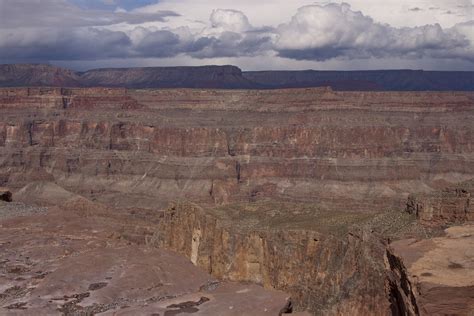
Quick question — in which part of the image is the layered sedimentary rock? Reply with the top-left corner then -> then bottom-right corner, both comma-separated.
406,180 -> 474,226
0,87 -> 473,211
152,201 -> 421,315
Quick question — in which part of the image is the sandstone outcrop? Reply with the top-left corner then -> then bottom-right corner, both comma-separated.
0,87 -> 473,212
406,180 -> 474,227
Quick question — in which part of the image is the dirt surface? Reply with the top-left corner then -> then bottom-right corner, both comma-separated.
0,199 -> 290,315
0,201 -> 48,220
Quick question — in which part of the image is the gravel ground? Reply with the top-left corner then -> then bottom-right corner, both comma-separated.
0,201 -> 48,220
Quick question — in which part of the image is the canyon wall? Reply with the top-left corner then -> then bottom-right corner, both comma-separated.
0,87 -> 473,211
151,202 -> 406,315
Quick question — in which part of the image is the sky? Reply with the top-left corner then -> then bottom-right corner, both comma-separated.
0,0 -> 472,71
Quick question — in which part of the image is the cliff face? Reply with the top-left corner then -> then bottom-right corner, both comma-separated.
151,202 -> 415,315
406,180 -> 474,226
1,87 -> 473,210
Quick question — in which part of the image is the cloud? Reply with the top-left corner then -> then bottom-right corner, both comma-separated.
409,7 -> 423,12
189,9 -> 273,58
0,0 -> 472,67
132,9 -> 272,59
209,9 -> 251,33
0,27 -> 132,60
274,3 -> 473,62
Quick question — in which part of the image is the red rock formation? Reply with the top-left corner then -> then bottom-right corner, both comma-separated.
0,87 -> 473,211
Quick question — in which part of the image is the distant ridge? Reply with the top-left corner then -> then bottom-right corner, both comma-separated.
0,64 -> 472,91
243,70 -> 474,91
0,64 -> 82,88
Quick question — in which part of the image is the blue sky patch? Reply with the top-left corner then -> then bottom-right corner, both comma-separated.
70,0 -> 158,11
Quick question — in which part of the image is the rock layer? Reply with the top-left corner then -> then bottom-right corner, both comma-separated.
0,88 -> 474,210
0,87 -> 473,211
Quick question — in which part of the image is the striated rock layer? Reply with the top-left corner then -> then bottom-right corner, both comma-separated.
0,87 -> 473,211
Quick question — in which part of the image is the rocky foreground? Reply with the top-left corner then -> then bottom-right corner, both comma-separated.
0,199 -> 293,315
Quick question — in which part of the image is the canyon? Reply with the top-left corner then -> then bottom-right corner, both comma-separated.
0,83 -> 473,315
1,87 -> 473,211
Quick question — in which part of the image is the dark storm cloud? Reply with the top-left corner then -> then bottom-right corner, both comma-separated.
0,0 -> 179,28
133,29 -> 272,59
0,28 -> 132,60
189,32 -> 273,59
135,30 -> 185,57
